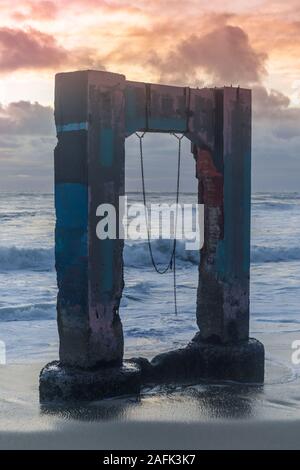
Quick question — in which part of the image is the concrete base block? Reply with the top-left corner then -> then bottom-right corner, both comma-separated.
39,360 -> 141,403
40,338 -> 264,402
131,336 -> 265,385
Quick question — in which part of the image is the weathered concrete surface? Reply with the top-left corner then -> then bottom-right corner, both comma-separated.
192,87 -> 251,344
45,69 -> 263,403
125,81 -> 190,136
131,336 -> 264,385
39,360 -> 141,402
54,70 -> 126,368
40,338 -> 264,403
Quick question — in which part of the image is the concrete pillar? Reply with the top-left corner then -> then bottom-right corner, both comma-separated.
195,87 -> 251,343
40,75 -> 263,402
54,70 -> 126,368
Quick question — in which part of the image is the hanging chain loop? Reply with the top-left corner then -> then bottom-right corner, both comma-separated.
135,131 -> 184,314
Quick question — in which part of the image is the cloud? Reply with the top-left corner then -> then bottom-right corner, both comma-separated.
253,86 -> 300,140
11,0 -> 141,21
0,27 -> 107,74
70,48 -> 106,71
0,27 -> 68,73
0,100 -> 55,190
0,2 -> 298,192
0,101 -> 55,135
147,25 -> 267,85
251,86 -> 300,191
12,1 -> 58,21
253,86 -> 290,117
103,22 -> 266,86
0,133 -> 55,191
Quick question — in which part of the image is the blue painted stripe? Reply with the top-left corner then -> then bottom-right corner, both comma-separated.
55,183 -> 88,229
56,122 -> 88,133
56,228 -> 87,263
55,183 -> 88,305
55,227 -> 88,306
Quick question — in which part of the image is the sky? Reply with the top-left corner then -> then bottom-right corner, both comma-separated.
0,0 -> 299,192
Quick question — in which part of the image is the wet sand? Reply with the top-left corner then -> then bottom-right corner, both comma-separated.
0,330 -> 300,449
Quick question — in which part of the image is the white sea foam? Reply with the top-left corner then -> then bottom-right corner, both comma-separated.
0,241 -> 299,273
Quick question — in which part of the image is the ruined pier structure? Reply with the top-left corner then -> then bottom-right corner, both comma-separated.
40,70 -> 264,401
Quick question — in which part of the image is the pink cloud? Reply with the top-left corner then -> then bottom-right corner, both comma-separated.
0,25 -> 107,74
172,25 -> 267,84
12,1 -> 58,21
0,27 -> 67,72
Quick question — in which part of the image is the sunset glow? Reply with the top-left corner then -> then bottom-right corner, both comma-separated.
0,0 -> 299,191
0,0 -> 299,102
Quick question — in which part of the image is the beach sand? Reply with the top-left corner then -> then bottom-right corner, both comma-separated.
0,331 -> 300,450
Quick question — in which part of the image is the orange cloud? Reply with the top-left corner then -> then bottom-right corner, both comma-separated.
101,21 -> 266,86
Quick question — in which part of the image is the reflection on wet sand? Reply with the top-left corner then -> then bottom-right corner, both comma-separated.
40,381 -> 263,423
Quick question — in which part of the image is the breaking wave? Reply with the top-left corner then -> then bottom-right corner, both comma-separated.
0,246 -> 54,271
251,245 -> 300,263
0,302 -> 56,322
0,242 -> 299,272
124,239 -> 200,267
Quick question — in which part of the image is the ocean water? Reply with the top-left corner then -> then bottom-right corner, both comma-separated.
0,191 -> 300,378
